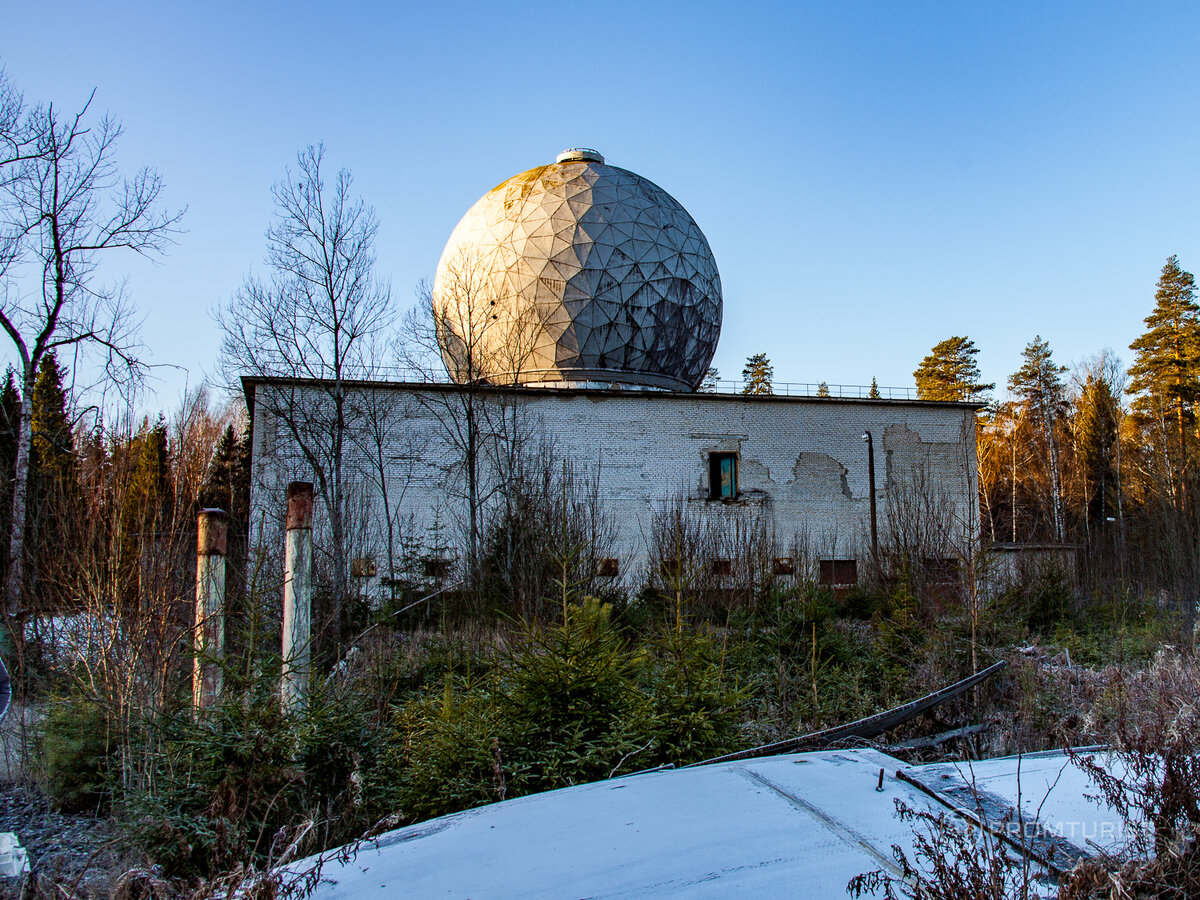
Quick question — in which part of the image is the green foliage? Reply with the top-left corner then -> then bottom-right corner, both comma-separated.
996,563 -> 1073,634
634,629 -> 742,765
1128,255 -> 1200,432
199,422 -> 251,524
913,335 -> 993,403
382,680 -> 505,822
1008,335 -> 1068,427
37,694 -> 116,812
500,599 -> 639,790
27,353 -> 82,613
741,352 -> 774,395
1076,373 -> 1121,526
123,680 -> 380,879
30,351 -> 76,480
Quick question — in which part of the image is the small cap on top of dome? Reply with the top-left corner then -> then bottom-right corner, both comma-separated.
556,148 -> 604,164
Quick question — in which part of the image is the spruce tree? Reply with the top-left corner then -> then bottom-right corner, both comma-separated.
869,377 -> 881,399
0,372 -> 19,583
30,352 -> 75,481
913,336 -> 994,403
26,353 -> 78,612
1127,255 -> 1200,492
200,424 -> 251,525
1008,336 -> 1068,540
1076,374 -> 1120,528
741,353 -> 774,395
131,415 -> 171,526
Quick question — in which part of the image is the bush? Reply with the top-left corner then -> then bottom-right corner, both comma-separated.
382,679 -> 506,821
38,694 -> 115,812
121,679 -> 382,880
632,629 -> 743,767
499,599 -> 641,792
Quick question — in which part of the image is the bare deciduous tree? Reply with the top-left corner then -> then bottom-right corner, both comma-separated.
402,250 -> 539,591
0,81 -> 181,616
218,144 -> 393,651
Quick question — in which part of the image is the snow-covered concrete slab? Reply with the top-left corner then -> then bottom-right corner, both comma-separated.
903,749 -> 1128,859
296,748 -> 1117,899
300,749 -> 927,898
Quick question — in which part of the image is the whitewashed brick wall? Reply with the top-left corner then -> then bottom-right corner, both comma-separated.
247,380 -> 979,590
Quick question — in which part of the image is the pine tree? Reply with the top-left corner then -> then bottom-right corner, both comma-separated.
913,336 -> 994,403
1008,336 -> 1069,540
741,354 -> 774,395
200,423 -> 251,525
869,377 -> 881,399
700,367 -> 720,393
816,381 -> 831,397
30,352 -> 75,482
1075,374 -> 1120,529
1127,255 -> 1200,495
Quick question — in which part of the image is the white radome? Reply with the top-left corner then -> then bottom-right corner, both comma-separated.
432,149 -> 722,391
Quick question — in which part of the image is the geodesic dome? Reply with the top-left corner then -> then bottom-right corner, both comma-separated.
432,149 -> 722,391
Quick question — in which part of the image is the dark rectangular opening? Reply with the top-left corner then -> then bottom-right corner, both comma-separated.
423,558 -> 452,578
922,558 -> 960,584
708,452 -> 738,500
598,558 -> 620,578
818,559 -> 858,586
710,558 -> 732,576
773,557 -> 795,576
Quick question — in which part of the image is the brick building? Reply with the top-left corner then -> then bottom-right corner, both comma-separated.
244,149 -> 979,595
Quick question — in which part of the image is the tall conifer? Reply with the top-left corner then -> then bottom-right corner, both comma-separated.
913,336 -> 994,403
1127,255 -> 1200,497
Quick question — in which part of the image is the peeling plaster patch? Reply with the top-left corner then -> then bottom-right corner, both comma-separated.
792,453 -> 853,500
882,424 -> 961,491
740,457 -> 772,487
882,425 -> 921,490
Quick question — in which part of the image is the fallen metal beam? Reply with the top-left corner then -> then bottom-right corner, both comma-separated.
687,659 -> 1007,767
888,722 -> 989,752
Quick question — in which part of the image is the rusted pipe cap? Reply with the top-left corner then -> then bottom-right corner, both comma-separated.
286,482 -> 314,531
197,508 -> 229,556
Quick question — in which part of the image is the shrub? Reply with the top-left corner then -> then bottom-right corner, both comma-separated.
632,629 -> 743,767
38,693 -> 116,812
499,599 -> 641,792
121,678 -> 381,879
383,679 -> 506,822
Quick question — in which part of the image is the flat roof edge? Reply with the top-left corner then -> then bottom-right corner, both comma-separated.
239,375 -> 983,409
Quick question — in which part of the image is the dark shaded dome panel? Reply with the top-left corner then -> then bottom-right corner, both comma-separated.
432,150 -> 722,391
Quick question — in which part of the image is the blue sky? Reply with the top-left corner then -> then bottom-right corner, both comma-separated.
4,1 -> 1199,406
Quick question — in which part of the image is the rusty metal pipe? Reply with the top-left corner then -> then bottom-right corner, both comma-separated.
282,482 -> 313,712
193,509 -> 229,709
863,431 -> 878,559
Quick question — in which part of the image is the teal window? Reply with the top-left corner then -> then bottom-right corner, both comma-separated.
709,452 -> 738,500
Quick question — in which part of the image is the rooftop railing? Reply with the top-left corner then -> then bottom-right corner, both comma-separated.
246,369 -> 918,400
703,380 -> 917,400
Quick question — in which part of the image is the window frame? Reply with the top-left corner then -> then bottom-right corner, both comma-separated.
708,451 -> 738,500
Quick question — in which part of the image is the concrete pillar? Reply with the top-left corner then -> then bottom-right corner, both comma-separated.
281,481 -> 313,712
193,509 -> 228,709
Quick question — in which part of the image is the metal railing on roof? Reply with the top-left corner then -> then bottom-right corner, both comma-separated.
246,369 -> 918,400
704,380 -> 917,400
